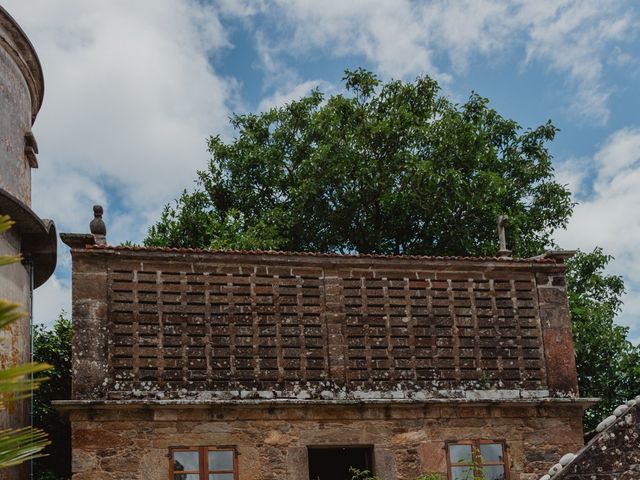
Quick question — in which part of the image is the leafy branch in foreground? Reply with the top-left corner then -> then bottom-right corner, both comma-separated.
351,467 -> 444,480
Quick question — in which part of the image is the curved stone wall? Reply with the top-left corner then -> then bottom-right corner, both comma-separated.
0,6 -> 44,204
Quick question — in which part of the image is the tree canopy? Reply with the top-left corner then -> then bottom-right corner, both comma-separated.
567,249 -> 640,430
145,69 -> 572,257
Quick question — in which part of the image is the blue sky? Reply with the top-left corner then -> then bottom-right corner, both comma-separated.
4,0 -> 640,343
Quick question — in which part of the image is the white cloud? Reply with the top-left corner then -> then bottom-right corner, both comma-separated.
265,0 -> 447,81
253,0 -> 637,123
33,274 -> 71,327
593,128 -> 640,188
519,0 -> 634,124
253,29 -> 333,114
620,291 -> 640,345
555,157 -> 591,199
2,0 -> 245,320
257,80 -> 327,113
556,128 -> 640,278
555,128 -> 640,341
4,0 -> 239,241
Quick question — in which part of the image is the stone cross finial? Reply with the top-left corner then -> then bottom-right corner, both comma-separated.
497,214 -> 511,258
90,205 -> 107,245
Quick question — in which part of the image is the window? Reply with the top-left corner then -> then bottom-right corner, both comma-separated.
307,447 -> 374,480
446,441 -> 509,480
170,447 -> 237,480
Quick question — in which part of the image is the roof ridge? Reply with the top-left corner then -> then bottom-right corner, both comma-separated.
537,394 -> 640,480
83,244 -> 558,263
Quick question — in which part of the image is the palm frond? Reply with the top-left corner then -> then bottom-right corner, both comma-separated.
0,362 -> 51,400
0,255 -> 21,267
0,215 -> 21,267
0,301 -> 25,330
0,215 -> 52,469
0,427 -> 50,468
0,216 -> 14,234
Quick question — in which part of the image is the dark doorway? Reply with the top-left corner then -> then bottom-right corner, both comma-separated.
308,447 -> 374,480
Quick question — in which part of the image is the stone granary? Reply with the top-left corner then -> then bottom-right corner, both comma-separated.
58,216 -> 596,480
0,6 -> 56,480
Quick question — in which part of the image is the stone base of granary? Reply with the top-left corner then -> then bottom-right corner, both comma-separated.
58,399 -> 591,480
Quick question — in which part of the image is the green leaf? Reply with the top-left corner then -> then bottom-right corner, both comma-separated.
0,255 -> 21,267
0,301 -> 25,330
0,362 -> 51,400
0,427 -> 50,468
0,215 -> 15,234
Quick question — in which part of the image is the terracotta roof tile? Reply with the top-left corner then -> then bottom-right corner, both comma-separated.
85,244 -> 557,263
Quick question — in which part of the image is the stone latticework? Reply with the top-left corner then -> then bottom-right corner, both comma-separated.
103,252 -> 549,395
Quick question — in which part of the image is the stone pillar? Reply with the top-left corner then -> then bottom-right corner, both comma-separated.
536,268 -> 579,396
70,251 -> 110,399
323,267 -> 347,384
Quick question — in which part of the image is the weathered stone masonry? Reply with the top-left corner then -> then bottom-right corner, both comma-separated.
58,245 -> 594,479
67,401 -> 585,480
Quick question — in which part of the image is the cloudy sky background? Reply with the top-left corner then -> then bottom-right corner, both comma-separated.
3,0 -> 640,342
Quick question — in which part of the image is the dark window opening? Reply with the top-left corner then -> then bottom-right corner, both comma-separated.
308,447 -> 374,480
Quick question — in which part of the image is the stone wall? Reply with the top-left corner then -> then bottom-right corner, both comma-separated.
0,211 -> 32,480
70,247 -> 579,401
0,6 -> 43,204
66,401 -> 585,480
0,228 -> 30,430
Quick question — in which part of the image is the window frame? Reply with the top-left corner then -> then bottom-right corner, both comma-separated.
445,440 -> 510,480
169,446 -> 238,480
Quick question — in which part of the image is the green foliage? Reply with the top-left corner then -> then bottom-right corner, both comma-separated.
350,467 -> 383,480
0,216 -> 20,269
350,468 -> 443,480
0,427 -> 49,468
118,240 -> 139,247
145,69 -> 572,257
566,248 -> 640,431
0,215 -> 51,470
415,474 -> 445,480
33,314 -> 72,480
0,217 -> 23,332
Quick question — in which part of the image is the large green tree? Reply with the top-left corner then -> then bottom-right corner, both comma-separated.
567,249 -> 640,431
145,69 -> 639,432
146,69 -> 572,257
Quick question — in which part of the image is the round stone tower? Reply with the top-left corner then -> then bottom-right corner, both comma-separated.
0,6 -> 57,478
